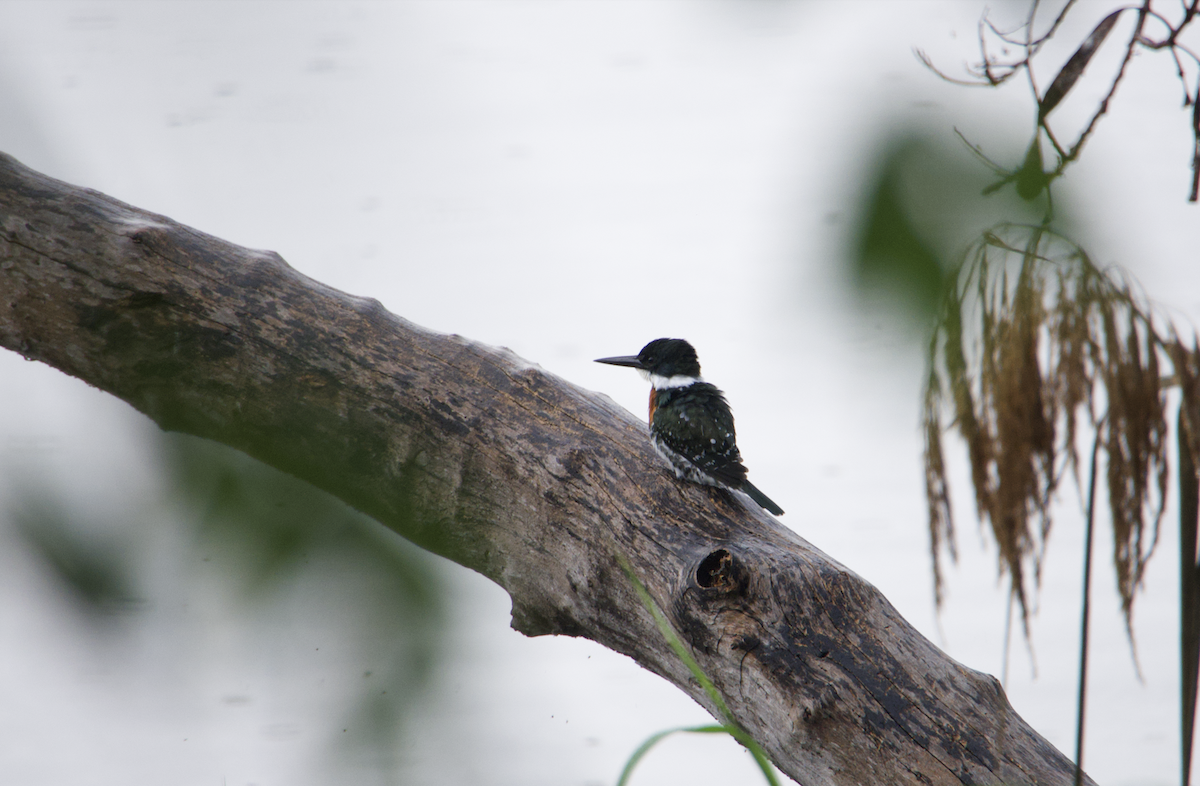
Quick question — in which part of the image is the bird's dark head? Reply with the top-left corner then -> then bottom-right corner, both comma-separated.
595,338 -> 701,381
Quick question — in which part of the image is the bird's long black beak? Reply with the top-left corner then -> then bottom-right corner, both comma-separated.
594,354 -> 645,369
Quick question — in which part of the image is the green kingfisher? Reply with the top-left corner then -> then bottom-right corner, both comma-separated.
595,338 -> 784,516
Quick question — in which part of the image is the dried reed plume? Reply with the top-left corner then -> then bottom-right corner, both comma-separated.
923,223 -> 1197,641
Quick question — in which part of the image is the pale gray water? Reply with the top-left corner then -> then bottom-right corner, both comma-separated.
0,2 -> 1189,784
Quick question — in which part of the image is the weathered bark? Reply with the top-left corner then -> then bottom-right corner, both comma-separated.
0,151 -> 1091,786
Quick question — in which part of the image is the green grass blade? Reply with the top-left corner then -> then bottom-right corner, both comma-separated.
616,725 -> 727,786
616,554 -> 730,717
615,554 -> 783,786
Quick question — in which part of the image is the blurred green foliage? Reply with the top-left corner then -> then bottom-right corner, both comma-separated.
852,137 -> 948,322
849,128 -> 1048,327
7,429 -> 449,774
165,433 -> 448,758
14,497 -> 139,612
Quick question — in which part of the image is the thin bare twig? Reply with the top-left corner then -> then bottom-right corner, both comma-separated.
1061,6 -> 1149,164
923,0 -> 1200,202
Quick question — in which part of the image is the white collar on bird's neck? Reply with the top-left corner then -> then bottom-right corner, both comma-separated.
642,371 -> 701,390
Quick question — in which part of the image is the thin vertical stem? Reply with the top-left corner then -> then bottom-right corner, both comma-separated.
1002,590 -> 1014,687
1074,428 -> 1102,786
1178,403 -> 1200,786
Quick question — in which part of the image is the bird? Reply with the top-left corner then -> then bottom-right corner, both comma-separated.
595,338 -> 784,515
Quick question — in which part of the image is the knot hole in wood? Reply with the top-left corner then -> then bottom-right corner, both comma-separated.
695,547 -> 748,595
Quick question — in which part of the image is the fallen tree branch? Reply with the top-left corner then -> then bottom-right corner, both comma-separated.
0,152 -> 1091,785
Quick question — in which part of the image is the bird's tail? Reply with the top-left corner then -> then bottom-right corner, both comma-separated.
741,481 -> 784,516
